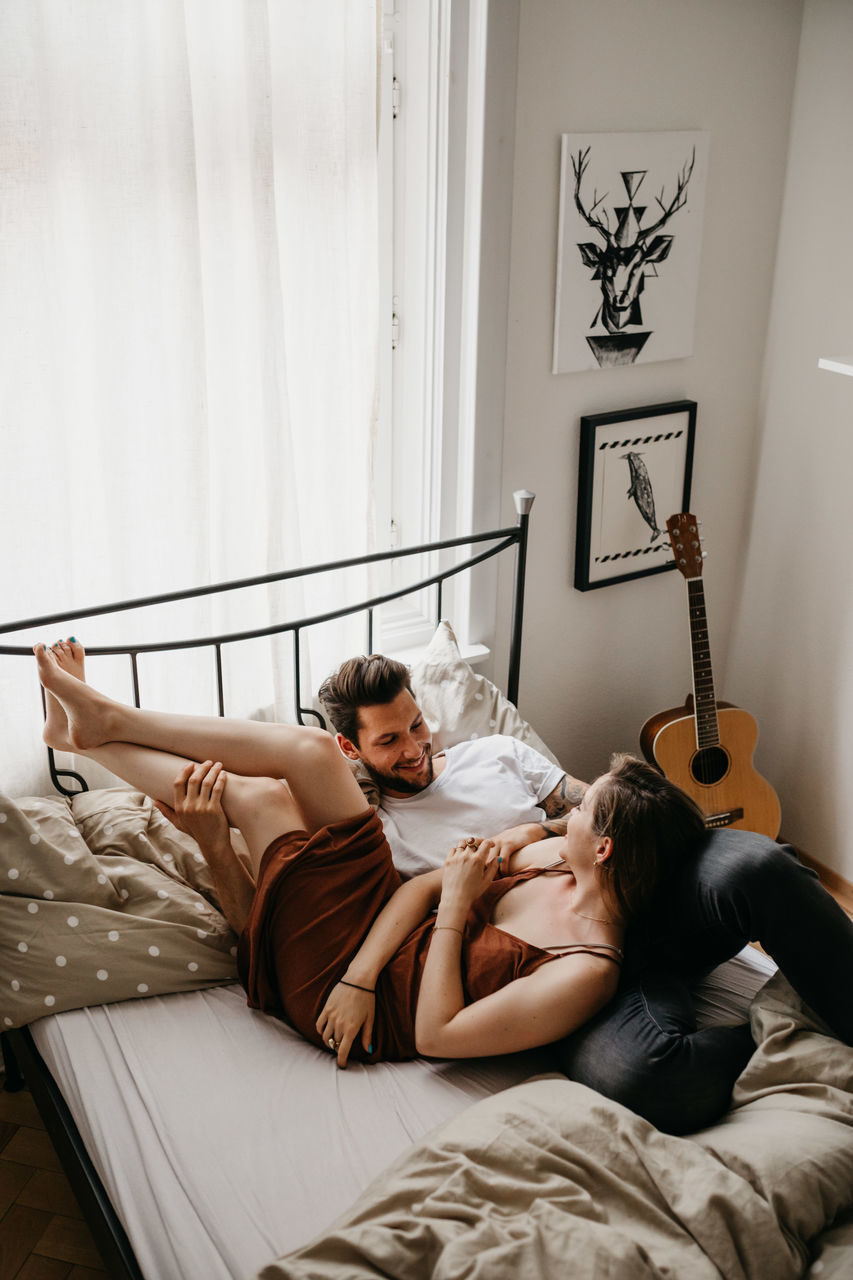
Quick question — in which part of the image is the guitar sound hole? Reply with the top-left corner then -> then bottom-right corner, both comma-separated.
690,746 -> 730,787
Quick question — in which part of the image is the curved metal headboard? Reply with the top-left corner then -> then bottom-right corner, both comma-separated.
1,491 -> 535,795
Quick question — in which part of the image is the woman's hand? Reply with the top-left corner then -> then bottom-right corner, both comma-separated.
437,837 -> 500,922
154,760 -> 231,854
316,982 -> 375,1069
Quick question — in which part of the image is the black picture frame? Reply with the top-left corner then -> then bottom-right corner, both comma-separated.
574,399 -> 696,591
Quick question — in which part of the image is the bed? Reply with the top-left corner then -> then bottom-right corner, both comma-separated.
2,493 -> 852,1280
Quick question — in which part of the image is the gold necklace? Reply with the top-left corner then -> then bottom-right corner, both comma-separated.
570,906 -> 616,925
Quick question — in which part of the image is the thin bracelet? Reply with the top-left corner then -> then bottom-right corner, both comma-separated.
433,925 -> 464,936
339,978 -> 375,995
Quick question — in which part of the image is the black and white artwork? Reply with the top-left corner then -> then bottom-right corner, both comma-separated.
574,400 -> 696,591
554,131 -> 709,373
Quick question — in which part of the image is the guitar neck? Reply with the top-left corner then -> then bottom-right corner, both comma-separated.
686,578 -> 720,748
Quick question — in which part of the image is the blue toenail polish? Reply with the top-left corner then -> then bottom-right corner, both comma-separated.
70,637 -> 77,643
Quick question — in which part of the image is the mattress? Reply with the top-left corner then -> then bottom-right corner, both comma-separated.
30,947 -> 778,1280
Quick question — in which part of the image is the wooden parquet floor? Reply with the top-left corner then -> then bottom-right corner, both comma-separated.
0,1085 -> 106,1280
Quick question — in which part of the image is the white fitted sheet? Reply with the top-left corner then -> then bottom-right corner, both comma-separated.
30,947 -> 777,1280
30,985 -> 555,1279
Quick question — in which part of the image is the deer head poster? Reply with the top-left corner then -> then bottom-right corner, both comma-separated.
553,131 -> 709,373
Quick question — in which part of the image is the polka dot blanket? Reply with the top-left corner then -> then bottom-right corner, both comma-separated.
1,788 -> 240,1029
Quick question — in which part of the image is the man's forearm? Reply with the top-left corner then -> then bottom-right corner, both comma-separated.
198,838 -> 257,935
536,817 -> 569,837
500,832 -> 567,877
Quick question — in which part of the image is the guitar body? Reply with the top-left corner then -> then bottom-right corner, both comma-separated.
642,513 -> 782,841
641,702 -> 781,838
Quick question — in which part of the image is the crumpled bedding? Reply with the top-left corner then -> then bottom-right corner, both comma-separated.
1,787 -> 239,1029
261,974 -> 853,1280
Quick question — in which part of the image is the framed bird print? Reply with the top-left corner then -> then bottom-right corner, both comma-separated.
574,400 -> 696,590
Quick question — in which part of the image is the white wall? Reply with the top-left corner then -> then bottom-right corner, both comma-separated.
487,1 -> 804,788
728,0 -> 853,877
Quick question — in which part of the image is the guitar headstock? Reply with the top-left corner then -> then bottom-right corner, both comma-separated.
666,513 -> 704,579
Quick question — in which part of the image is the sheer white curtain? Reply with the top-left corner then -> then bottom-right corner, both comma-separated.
0,0 -> 379,795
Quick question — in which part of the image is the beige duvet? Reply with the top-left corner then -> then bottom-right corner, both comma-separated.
262,975 -> 853,1280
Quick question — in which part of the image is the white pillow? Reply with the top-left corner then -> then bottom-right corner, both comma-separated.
410,621 -> 560,765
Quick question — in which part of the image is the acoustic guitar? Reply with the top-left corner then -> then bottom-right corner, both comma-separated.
639,513 -> 781,839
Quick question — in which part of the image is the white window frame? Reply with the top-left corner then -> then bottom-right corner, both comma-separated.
375,0 -> 490,659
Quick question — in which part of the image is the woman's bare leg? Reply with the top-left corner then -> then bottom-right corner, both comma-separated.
35,644 -> 369,833
77,739 -> 305,931
86,740 -> 299,859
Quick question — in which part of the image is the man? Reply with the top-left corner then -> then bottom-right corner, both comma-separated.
319,653 -> 853,1134
317,653 -> 587,878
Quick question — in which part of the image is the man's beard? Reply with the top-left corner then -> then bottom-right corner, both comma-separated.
363,745 -> 435,796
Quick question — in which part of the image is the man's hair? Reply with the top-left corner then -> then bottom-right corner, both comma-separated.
591,754 -> 706,922
318,654 -> 413,744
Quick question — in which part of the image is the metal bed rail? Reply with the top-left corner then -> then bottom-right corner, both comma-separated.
1,490 -> 535,796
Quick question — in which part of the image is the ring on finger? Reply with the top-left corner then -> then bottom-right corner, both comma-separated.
328,1036 -> 338,1051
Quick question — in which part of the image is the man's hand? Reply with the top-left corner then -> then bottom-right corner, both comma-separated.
316,982 -> 376,1069
154,760 -> 232,854
488,822 -> 550,865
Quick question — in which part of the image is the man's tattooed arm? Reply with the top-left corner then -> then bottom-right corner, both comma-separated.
539,775 -> 588,834
480,775 -> 589,874
534,818 -> 569,837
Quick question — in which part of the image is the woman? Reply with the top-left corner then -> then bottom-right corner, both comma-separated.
35,640 -> 704,1069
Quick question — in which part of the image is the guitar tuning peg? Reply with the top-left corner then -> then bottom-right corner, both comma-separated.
701,551 -> 708,559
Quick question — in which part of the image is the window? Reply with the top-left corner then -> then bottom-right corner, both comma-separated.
377,0 -> 490,656
0,2 -> 384,792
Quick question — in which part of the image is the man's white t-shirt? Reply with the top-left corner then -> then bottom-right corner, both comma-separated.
377,735 -> 564,879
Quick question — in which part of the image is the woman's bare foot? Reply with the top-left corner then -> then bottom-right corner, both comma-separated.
35,642 -> 116,751
42,639 -> 86,750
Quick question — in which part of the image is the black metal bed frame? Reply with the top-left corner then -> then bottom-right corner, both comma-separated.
0,490 -> 535,1280
1,490 -> 534,799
